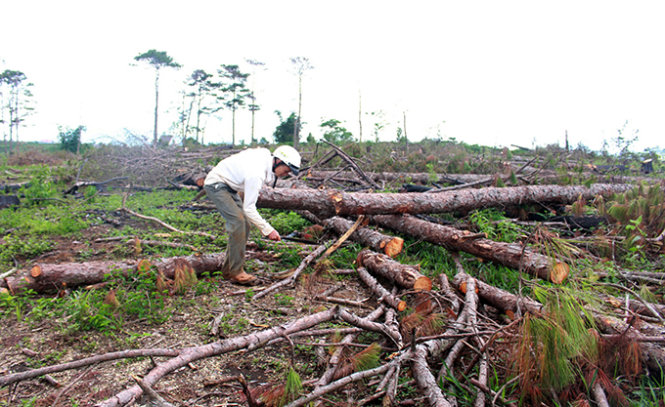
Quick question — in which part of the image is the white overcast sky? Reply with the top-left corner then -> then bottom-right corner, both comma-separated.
1,0 -> 664,152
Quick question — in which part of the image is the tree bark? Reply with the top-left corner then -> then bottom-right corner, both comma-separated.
98,308 -> 339,407
593,313 -> 665,374
2,252 -> 228,294
356,267 -> 406,311
411,346 -> 454,407
305,170 -> 647,186
321,141 -> 380,189
372,214 -> 569,283
257,184 -> 631,217
451,271 -> 543,316
323,216 -> 403,257
356,249 -> 432,291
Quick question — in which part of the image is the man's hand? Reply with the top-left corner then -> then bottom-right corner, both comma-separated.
267,230 -> 281,241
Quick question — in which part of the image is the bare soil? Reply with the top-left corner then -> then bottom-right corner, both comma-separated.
0,222 -> 377,406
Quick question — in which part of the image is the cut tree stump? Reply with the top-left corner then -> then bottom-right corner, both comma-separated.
372,214 -> 569,284
257,184 -> 631,217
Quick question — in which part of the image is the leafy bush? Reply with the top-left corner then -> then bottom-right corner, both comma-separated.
58,125 -> 85,153
19,164 -> 57,201
469,208 -> 521,242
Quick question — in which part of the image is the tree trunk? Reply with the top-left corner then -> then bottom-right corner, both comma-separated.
2,252 -> 228,294
593,313 -> 665,374
293,74 -> 302,149
356,249 -> 431,291
323,216 -> 403,257
153,69 -> 160,145
451,271 -> 543,316
257,184 -> 631,218
358,90 -> 362,142
372,214 -> 569,283
97,308 -> 339,407
231,91 -> 237,146
356,267 -> 406,311
305,170 -> 645,186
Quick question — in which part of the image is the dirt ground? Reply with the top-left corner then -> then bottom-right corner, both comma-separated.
0,221 -> 382,406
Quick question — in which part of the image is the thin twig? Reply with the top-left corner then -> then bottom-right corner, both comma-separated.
50,363 -> 98,407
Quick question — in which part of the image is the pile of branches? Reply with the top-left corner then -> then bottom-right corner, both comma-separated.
76,144 -> 237,188
2,145 -> 665,406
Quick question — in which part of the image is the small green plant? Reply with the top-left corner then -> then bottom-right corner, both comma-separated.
426,162 -> 438,183
274,293 -> 294,307
19,165 -> 57,201
267,211 -> 309,235
515,288 -> 598,404
281,367 -> 303,405
469,208 -> 521,242
0,234 -> 53,266
244,288 -> 255,301
630,365 -> 665,405
66,290 -> 122,333
0,291 -> 29,320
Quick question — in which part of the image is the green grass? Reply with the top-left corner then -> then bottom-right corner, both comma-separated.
1,142 -> 664,406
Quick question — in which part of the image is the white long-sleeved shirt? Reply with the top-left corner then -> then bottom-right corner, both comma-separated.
204,148 -> 275,236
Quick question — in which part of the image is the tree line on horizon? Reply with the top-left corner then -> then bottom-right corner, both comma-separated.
1,50 -> 375,154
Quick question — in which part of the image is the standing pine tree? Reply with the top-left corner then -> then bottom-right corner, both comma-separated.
0,69 -> 33,155
289,57 -> 313,149
245,59 -> 266,144
182,69 -> 216,144
133,50 -> 181,145
216,64 -> 250,146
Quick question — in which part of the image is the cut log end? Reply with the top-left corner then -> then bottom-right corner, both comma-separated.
550,262 -> 570,284
355,251 -> 366,267
457,279 -> 479,294
384,237 -> 404,258
30,265 -> 42,278
397,300 -> 407,312
413,276 -> 432,291
459,281 -> 468,294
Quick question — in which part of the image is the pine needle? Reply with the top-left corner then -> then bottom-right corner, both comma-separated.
281,367 -> 303,405
352,342 -> 381,372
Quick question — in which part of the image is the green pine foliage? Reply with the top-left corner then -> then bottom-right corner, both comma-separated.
516,288 -> 598,403
281,367 -> 303,406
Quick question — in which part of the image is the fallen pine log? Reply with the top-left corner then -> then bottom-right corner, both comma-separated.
97,308 -> 341,407
305,170 -> 653,186
372,214 -> 569,284
305,171 -> 533,185
1,252 -> 229,294
356,267 -> 407,311
452,271 -> 665,376
356,249 -> 432,291
323,216 -> 404,257
451,271 -> 543,316
64,177 -> 129,194
593,312 -> 665,374
257,184 -> 632,217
